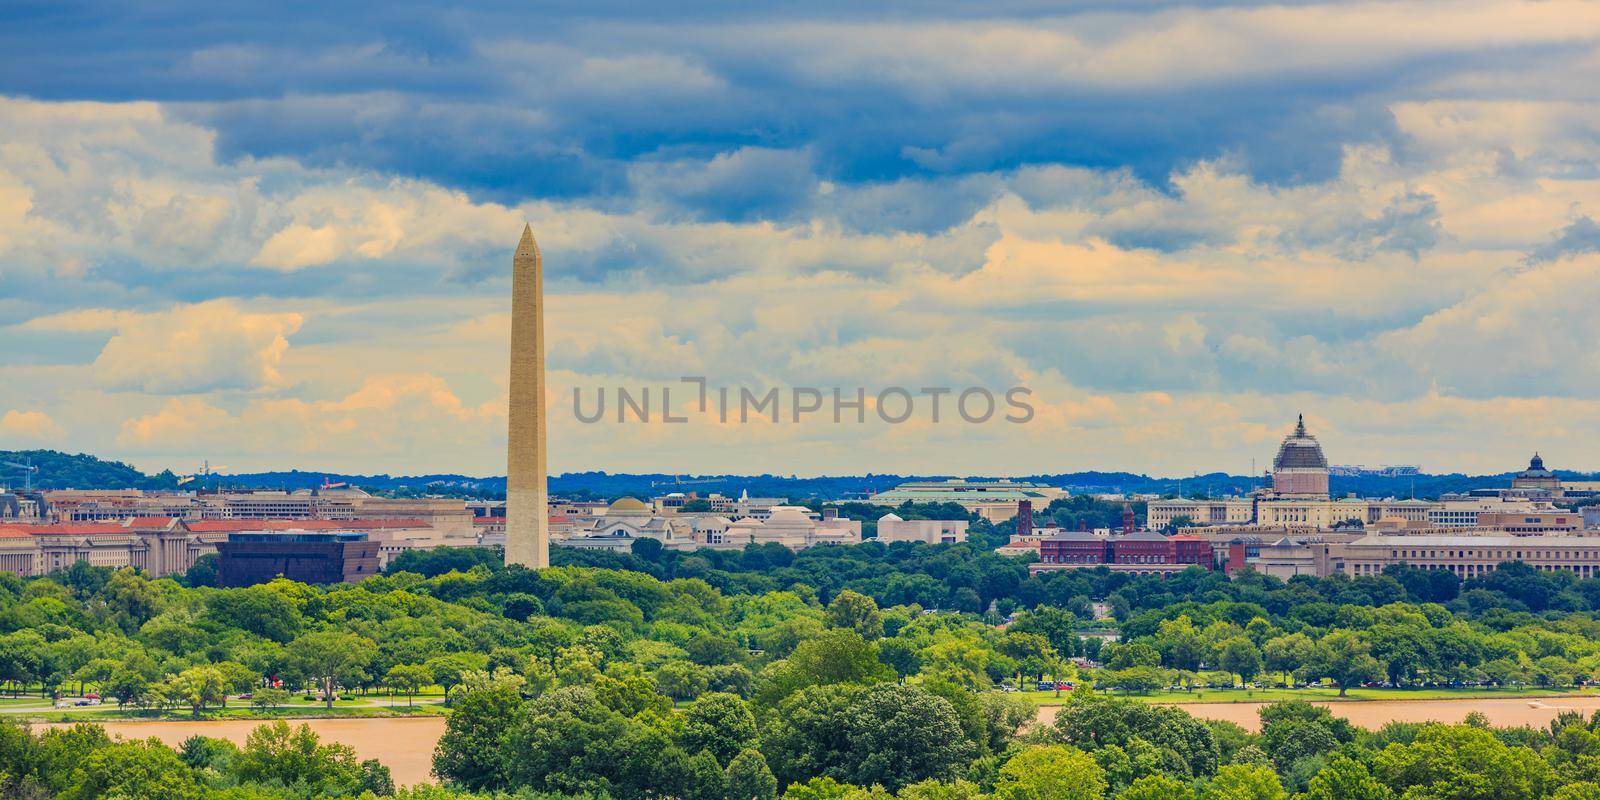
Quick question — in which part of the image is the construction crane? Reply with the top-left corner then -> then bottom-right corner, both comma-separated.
176,460 -> 216,487
3,459 -> 38,492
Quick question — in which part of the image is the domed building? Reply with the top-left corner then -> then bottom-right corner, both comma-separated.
719,506 -> 862,549
1512,453 -> 1561,490
560,496 -> 693,552
1272,415 -> 1330,498
603,496 -> 652,517
1147,413 -> 1444,535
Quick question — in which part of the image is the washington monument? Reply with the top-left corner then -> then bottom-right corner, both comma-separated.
505,224 -> 549,568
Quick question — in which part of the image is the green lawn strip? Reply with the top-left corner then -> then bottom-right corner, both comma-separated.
15,703 -> 448,723
1018,685 -> 1593,705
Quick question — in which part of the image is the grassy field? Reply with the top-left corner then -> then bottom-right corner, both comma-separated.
0,696 -> 52,710
15,702 -> 449,723
4,692 -> 449,722
1015,685 -> 1596,705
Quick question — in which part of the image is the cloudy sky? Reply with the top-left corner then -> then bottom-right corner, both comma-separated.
3,0 -> 1600,478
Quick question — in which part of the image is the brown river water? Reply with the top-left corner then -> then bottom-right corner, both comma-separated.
41,717 -> 448,787
41,696 -> 1600,786
1036,695 -> 1600,732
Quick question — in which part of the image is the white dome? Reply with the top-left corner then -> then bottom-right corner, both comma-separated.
765,509 -> 814,527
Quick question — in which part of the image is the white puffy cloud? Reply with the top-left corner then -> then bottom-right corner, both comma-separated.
2,84 -> 1600,474
758,1 -> 1600,94
115,373 -> 502,472
0,410 -> 64,443
47,300 -> 305,393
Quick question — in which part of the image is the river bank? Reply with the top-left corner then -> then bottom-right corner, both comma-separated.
1034,694 -> 1600,732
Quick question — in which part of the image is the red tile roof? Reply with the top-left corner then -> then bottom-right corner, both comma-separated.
13,524 -> 131,536
186,519 -> 346,533
125,516 -> 178,529
185,518 -> 427,533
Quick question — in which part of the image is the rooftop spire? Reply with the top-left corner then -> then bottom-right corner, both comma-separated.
515,223 -> 539,259
1294,413 -> 1307,437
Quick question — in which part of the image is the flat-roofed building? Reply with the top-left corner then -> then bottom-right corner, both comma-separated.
201,491 -> 317,519
1476,511 -> 1583,535
1037,530 -> 1107,566
1032,530 -> 1215,576
1235,536 -> 1336,579
1428,498 -> 1568,528
0,529 -> 35,574
0,517 -> 439,578
0,518 -> 226,577
215,532 -> 380,587
875,513 -> 968,545
867,479 -> 1066,523
1340,534 -> 1600,580
1147,498 -> 1254,529
44,490 -> 200,522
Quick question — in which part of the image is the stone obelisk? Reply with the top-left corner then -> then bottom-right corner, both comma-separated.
505,224 -> 549,568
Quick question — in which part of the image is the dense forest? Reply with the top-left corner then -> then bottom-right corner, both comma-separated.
10,529 -> 1600,797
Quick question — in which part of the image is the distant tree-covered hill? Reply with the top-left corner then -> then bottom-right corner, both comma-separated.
0,449 -> 180,491
4,449 -> 1592,501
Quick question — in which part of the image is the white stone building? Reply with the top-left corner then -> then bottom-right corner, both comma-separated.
875,513 -> 968,545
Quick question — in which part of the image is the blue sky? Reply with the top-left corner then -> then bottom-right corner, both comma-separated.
2,0 -> 1599,476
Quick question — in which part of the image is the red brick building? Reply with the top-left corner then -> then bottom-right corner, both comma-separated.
1171,535 -> 1213,566
1033,530 -> 1217,575
1037,530 -> 1108,565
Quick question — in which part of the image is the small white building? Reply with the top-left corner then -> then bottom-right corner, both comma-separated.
875,513 -> 968,545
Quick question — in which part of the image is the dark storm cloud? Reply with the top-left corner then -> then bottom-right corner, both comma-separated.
6,0 -> 1588,226
1526,217 -> 1600,265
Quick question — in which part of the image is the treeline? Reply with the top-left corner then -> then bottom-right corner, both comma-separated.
7,544 -> 1600,797
425,687 -> 1600,800
0,719 -> 396,799
0,449 -> 180,491
17,674 -> 1600,800
384,533 -> 1600,697
17,448 -> 1586,501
